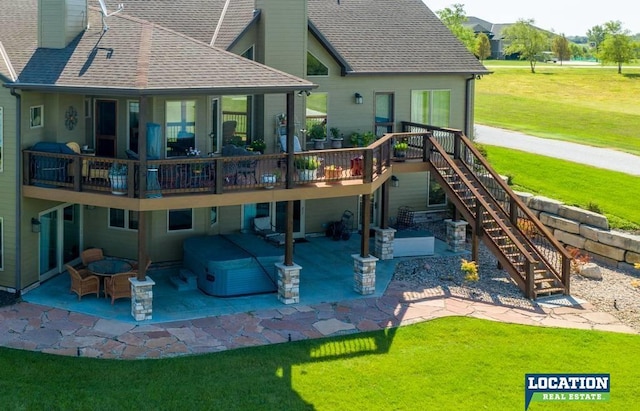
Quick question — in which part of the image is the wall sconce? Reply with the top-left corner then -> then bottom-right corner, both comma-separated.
354,92 -> 363,105
391,175 -> 400,187
31,218 -> 41,233
297,90 -> 311,97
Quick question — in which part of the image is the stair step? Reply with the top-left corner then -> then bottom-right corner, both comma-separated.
170,273 -> 198,291
534,287 -> 565,296
179,268 -> 198,285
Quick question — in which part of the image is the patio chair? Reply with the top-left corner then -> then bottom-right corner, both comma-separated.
65,264 -> 100,300
278,134 -> 303,153
81,248 -> 104,266
253,216 -> 279,240
104,271 -> 137,305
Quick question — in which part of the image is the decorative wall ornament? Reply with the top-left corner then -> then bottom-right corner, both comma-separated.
65,106 -> 78,130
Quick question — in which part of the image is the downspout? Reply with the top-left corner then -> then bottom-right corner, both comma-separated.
10,88 -> 21,296
464,74 -> 476,137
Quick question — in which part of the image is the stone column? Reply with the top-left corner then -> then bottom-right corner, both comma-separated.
276,263 -> 301,304
374,228 -> 396,260
352,254 -> 379,295
445,219 -> 468,252
129,277 -> 155,321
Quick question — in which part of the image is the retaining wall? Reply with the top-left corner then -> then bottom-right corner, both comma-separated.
517,192 -> 640,271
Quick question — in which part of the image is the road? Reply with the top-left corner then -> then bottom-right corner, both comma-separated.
474,125 -> 640,177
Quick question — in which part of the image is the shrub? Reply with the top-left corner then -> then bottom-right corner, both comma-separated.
460,259 -> 479,282
586,202 -> 602,214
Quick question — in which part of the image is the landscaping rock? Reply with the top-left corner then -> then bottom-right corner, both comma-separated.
579,263 -> 602,280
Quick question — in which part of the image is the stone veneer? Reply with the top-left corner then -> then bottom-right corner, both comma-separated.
445,219 -> 468,252
276,263 -> 301,304
129,277 -> 155,321
517,192 -> 640,270
374,228 -> 397,260
352,254 -> 378,295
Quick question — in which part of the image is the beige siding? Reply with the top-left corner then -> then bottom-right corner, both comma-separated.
305,197 -> 359,234
0,92 -> 17,286
38,0 -> 87,49
388,172 -> 430,220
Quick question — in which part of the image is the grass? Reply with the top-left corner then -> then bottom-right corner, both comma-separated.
483,146 -> 640,230
475,66 -> 640,156
1,316 -> 639,410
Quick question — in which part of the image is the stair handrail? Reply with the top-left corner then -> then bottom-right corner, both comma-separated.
452,131 -> 572,263
429,137 -> 538,267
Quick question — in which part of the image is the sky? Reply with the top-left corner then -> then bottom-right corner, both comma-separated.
422,1 -> 640,36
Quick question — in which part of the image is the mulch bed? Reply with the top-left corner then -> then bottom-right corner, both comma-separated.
0,290 -> 21,308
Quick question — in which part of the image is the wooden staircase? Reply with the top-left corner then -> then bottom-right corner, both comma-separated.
425,130 -> 571,299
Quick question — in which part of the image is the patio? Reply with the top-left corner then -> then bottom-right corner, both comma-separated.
22,234 -> 462,324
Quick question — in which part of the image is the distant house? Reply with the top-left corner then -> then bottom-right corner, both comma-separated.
0,0 -> 494,316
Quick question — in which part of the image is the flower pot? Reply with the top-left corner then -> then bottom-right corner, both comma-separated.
262,173 -> 277,189
324,166 -> 343,180
298,169 -> 317,182
109,174 -> 127,195
330,138 -> 343,149
394,150 -> 407,161
313,139 -> 326,150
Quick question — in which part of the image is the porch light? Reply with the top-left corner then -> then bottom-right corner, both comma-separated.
391,175 -> 400,187
298,90 -> 311,97
31,218 -> 41,233
354,93 -> 363,105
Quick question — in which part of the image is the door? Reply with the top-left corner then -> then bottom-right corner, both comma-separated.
95,99 -> 117,157
39,204 -> 82,281
244,201 -> 305,238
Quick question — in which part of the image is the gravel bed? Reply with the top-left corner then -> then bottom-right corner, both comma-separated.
392,221 -> 640,331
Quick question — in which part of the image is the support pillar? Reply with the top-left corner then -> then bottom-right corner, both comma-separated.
352,254 -> 378,295
374,227 -> 396,260
129,277 -> 155,321
276,262 -> 301,304
445,219 -> 468,252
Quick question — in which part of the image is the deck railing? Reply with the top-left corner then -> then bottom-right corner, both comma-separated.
23,133 -> 406,198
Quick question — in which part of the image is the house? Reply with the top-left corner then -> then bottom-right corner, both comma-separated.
6,0 -> 568,321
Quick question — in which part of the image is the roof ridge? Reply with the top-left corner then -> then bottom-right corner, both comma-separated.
135,22 -> 153,89
210,0 -> 231,47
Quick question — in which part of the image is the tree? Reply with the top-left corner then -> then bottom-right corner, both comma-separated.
502,19 -> 549,73
587,25 -> 606,52
552,34 -> 571,65
437,4 -> 476,53
475,32 -> 491,62
599,31 -> 634,74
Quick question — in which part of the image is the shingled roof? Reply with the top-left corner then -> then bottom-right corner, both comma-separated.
100,0 -> 487,75
0,2 -> 313,94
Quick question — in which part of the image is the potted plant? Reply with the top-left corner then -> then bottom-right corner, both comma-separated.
249,139 -> 266,154
108,162 -> 128,195
294,156 -> 320,181
330,127 -> 343,149
349,131 -> 376,147
394,141 -> 409,160
324,164 -> 343,180
261,169 -> 280,189
308,123 -> 326,149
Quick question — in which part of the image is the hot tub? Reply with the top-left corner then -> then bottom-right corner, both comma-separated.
183,235 -> 283,297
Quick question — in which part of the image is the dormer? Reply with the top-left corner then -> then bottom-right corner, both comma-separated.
38,0 -> 88,49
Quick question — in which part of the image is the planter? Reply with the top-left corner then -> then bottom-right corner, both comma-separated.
297,169 -> 317,182
109,174 -> 127,195
313,139 -> 326,150
262,173 -> 277,189
350,157 -> 363,176
394,150 -> 407,161
330,138 -> 343,149
324,166 -> 343,180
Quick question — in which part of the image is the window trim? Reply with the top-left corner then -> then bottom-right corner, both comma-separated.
30,105 -> 43,129
167,208 -> 194,232
108,208 -> 139,232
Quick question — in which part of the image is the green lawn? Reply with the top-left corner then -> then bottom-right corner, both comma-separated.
476,66 -> 640,156
1,317 -> 638,410
483,146 -> 640,230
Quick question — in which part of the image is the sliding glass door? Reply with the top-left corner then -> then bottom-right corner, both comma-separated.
39,204 -> 81,281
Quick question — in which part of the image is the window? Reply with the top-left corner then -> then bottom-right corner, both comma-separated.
0,106 -> 3,171
30,105 -> 43,128
108,208 -> 139,231
166,100 -> 196,157
168,209 -> 193,231
241,46 -> 254,60
0,217 -> 3,271
306,92 -> 327,134
307,52 -> 328,76
411,90 -> 451,127
210,207 -> 218,226
427,172 -> 447,207
375,93 -> 394,137
222,95 -> 251,145
128,101 -> 140,151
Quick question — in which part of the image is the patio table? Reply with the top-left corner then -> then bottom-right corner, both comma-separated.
87,259 -> 133,293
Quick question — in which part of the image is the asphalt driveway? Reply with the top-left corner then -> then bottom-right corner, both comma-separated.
474,125 -> 640,176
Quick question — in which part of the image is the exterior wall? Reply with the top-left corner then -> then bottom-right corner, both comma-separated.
38,0 -> 87,49
388,172 -> 429,221
306,197 -> 359,234
0,90 -> 17,288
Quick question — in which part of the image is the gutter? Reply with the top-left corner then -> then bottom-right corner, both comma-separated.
464,75 -> 476,137
9,88 -> 21,296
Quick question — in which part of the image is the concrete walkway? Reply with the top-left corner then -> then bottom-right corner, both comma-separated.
0,280 -> 635,359
475,125 -> 640,176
